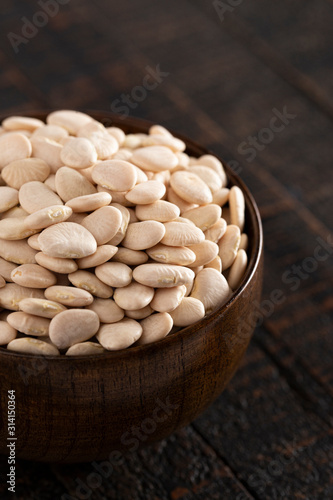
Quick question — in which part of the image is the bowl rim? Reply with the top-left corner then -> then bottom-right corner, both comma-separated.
0,110 -> 263,361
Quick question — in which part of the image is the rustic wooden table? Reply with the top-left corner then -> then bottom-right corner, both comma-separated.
0,1 -> 332,499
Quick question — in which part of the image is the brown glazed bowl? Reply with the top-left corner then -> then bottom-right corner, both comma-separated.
0,111 -> 263,463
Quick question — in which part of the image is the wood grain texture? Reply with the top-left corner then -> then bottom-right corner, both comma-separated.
51,426 -> 255,500
0,0 -> 332,497
194,341 -> 333,500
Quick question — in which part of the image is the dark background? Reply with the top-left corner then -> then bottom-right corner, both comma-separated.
0,1 -> 333,499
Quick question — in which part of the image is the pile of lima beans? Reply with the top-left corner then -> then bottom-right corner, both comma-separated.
0,111 -> 248,356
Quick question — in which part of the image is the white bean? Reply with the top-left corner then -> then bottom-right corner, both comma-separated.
45,285 -> 93,307
113,282 -> 154,310
96,318 -> 142,350
38,222 -> 97,259
218,224 -> 241,269
137,313 -> 173,345
49,309 -> 100,349
150,285 -> 186,313
86,298 -> 124,323
229,186 -> 245,232
133,263 -> 195,288
7,337 -> 59,355
169,297 -> 205,326
190,268 -> 230,314
228,249 -> 248,290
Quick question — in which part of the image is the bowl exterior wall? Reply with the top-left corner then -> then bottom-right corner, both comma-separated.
0,253 -> 262,462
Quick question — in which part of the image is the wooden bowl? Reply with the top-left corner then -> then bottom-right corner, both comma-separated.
0,112 -> 263,463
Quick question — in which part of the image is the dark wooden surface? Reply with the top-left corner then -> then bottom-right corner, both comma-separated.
0,0 -> 332,498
